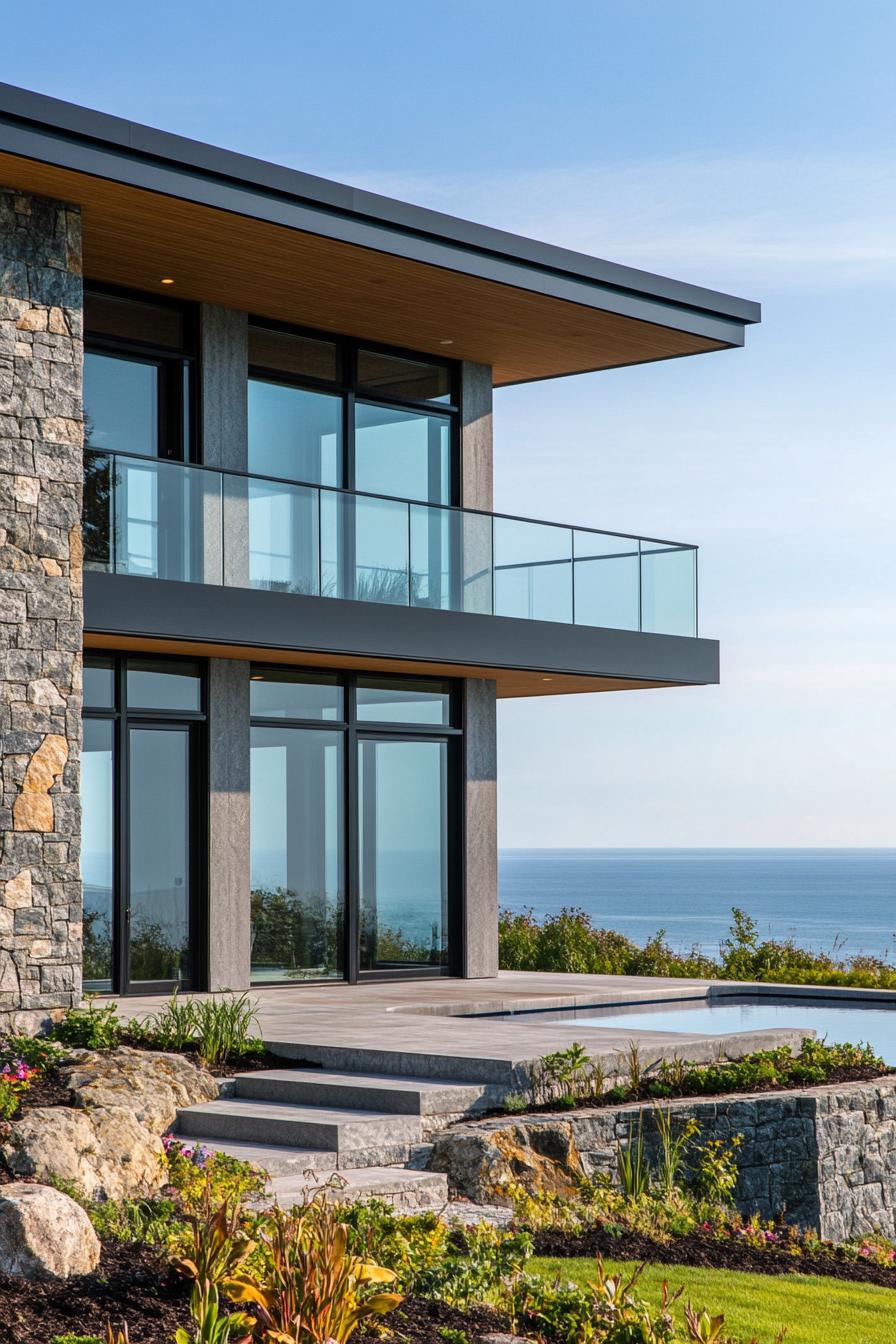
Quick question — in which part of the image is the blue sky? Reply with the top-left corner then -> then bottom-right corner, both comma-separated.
6,1 -> 894,846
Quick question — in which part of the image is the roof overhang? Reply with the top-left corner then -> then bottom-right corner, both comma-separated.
0,83 -> 760,385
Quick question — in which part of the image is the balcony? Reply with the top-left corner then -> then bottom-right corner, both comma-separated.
85,450 -> 697,632
83,450 -> 715,695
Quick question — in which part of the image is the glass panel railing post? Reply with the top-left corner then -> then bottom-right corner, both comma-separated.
638,539 -> 643,632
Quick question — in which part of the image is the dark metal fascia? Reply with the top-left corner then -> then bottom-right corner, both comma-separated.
0,82 -> 759,348
83,573 -> 721,688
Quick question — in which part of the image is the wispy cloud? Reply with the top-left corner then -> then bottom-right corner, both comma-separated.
331,154 -> 896,293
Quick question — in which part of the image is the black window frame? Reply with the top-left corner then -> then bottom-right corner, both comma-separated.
247,318 -> 461,507
84,281 -> 198,464
249,667 -> 462,985
82,650 -> 208,997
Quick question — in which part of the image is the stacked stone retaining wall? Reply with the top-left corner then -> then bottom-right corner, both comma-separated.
427,1077 -> 896,1240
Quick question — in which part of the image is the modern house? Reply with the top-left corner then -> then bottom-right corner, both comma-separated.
0,82 -> 759,1023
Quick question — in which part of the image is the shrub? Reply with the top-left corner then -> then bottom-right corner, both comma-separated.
87,1196 -> 178,1246
162,1138 -> 267,1221
341,1199 -> 531,1306
513,1037 -> 886,1119
0,1033 -> 61,1072
500,903 -> 896,992
52,998 -> 123,1050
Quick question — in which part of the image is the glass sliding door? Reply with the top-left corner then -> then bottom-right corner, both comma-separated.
127,724 -> 193,987
357,737 -> 449,972
248,668 -> 458,985
81,652 -> 204,995
82,719 -> 115,992
249,726 -> 345,981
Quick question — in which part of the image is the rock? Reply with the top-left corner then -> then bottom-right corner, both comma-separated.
1,1105 -> 165,1201
60,1045 -> 219,1132
0,1183 -> 100,1278
428,1119 -> 583,1205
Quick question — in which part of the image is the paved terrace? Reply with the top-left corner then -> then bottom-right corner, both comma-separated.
112,972 -> 812,1084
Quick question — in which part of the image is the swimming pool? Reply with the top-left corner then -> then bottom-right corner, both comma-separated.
496,994 -> 896,1064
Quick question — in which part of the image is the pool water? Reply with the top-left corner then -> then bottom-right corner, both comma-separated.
501,995 -> 896,1065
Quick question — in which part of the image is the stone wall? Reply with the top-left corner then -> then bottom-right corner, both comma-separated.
0,188 -> 84,1031
428,1077 -> 896,1241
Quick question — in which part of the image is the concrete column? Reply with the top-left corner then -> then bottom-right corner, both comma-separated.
458,361 -> 498,978
200,308 -> 252,988
200,305 -> 249,586
460,361 -> 493,511
206,659 -> 251,990
462,678 -> 499,977
0,188 -> 84,1030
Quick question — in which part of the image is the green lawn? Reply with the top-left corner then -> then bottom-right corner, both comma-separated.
531,1256 -> 895,1344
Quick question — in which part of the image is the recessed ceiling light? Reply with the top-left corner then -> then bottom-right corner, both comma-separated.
160,277 -> 175,285
440,339 -> 454,346
542,676 -> 553,682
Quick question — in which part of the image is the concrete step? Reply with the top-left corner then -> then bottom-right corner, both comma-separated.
268,1167 -> 449,1211
266,1039 -> 518,1085
170,1135 -> 339,1179
175,1097 -> 421,1166
172,1136 -> 448,1209
232,1067 -> 497,1117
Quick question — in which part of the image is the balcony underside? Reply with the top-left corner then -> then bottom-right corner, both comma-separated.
84,572 -> 719,698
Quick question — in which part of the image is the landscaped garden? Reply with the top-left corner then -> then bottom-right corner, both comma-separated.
1,996 -> 895,1342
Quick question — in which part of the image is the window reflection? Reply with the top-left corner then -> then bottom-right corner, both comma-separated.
358,738 -> 449,971
355,402 -> 451,505
250,726 -> 345,981
84,352 -> 158,457
248,381 -> 342,486
82,719 -> 114,992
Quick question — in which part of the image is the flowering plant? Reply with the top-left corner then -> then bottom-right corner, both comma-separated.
0,1058 -> 38,1119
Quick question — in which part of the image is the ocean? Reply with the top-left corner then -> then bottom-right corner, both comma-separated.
498,849 -> 896,961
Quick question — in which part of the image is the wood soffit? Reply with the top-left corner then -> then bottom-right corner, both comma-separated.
82,632 -> 679,699
0,149 -> 732,385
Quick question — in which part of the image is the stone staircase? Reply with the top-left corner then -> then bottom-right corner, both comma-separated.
173,1067 -> 505,1209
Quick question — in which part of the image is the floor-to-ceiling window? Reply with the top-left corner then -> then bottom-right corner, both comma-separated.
247,325 -> 458,606
82,653 -> 205,994
82,286 -> 198,580
249,669 -> 459,983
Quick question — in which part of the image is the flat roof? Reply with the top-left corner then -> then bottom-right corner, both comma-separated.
0,83 -> 760,384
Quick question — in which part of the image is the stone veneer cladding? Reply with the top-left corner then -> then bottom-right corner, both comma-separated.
430,1077 -> 896,1240
0,188 -> 83,1030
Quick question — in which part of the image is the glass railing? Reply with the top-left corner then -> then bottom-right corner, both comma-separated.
83,449 -> 698,637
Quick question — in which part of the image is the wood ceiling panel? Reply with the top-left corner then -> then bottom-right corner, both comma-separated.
83,632 -> 676,698
0,152 -> 725,384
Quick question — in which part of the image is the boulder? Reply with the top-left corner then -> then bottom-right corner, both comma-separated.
427,1119 -> 583,1205
1,1105 -> 165,1201
0,1183 -> 101,1278
59,1045 -> 219,1132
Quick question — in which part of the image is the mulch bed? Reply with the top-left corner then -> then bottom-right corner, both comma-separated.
476,1066 -> 893,1121
532,1225 -> 896,1289
357,1296 -> 510,1343
0,1242 -> 191,1344
0,1252 -> 509,1344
